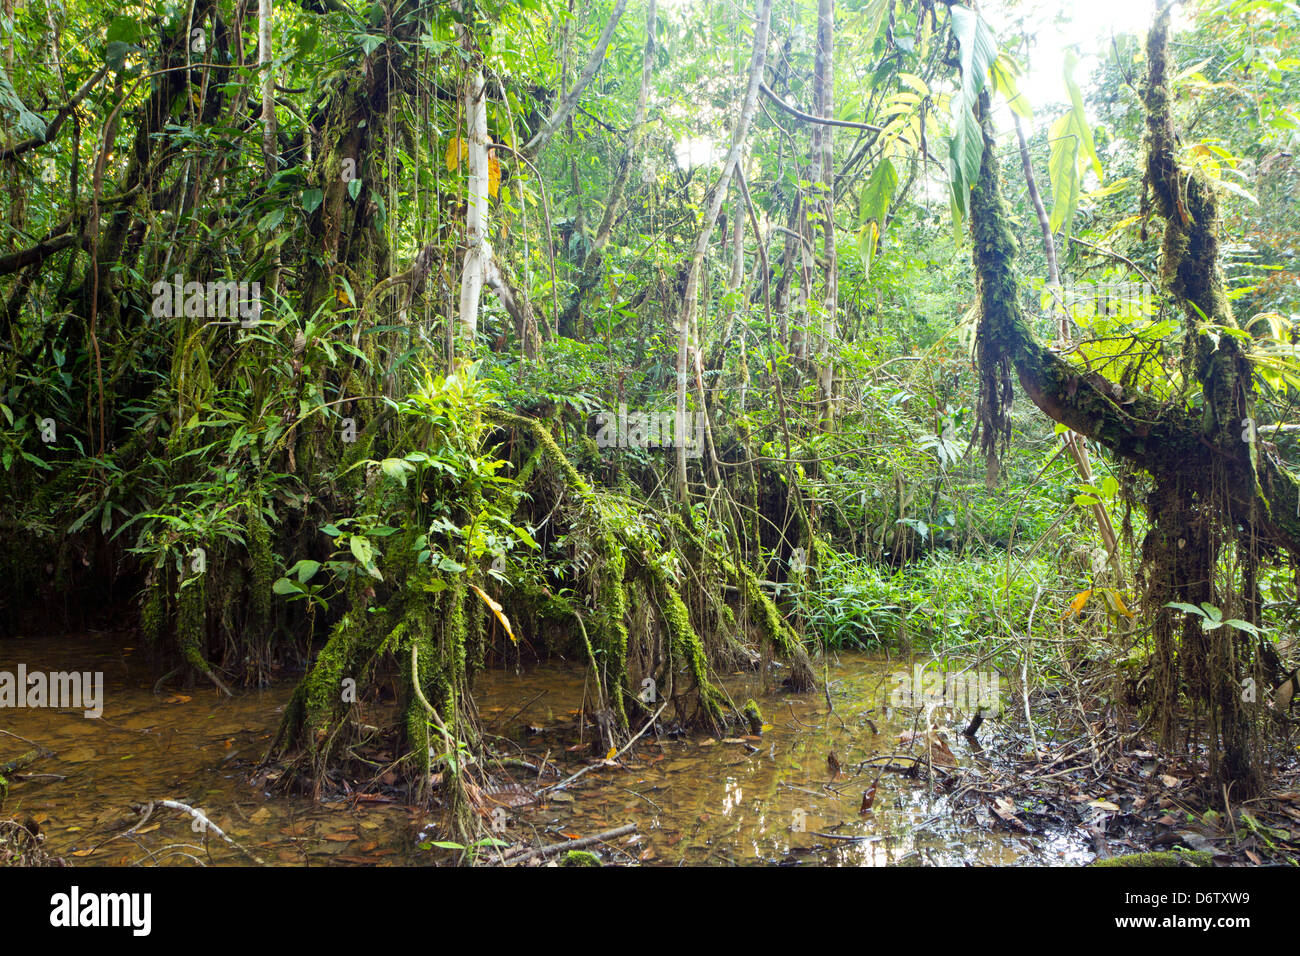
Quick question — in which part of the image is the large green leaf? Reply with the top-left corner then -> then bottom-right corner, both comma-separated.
857,157 -> 898,272
989,52 -> 1032,120
952,5 -> 998,106
1064,51 -> 1102,182
948,5 -> 999,224
1048,112 -> 1080,235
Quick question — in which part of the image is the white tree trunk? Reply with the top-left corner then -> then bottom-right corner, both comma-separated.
455,55 -> 491,354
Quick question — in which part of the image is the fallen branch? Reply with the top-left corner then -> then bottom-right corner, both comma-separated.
541,703 -> 666,795
503,823 -> 637,865
0,749 -> 45,776
139,799 -> 267,865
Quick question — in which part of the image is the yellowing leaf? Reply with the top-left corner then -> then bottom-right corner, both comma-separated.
605,746 -> 618,761
1061,589 -> 1092,619
469,584 -> 516,642
487,151 -> 501,198
1101,588 -> 1136,618
445,136 -> 468,172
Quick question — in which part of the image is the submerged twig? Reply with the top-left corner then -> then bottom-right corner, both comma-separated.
503,823 -> 637,865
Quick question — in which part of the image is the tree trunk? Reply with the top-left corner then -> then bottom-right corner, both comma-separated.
673,0 -> 773,498
814,0 -> 837,428
968,4 -> 1296,795
1013,114 -> 1122,580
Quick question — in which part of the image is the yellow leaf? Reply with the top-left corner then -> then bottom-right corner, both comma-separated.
1101,588 -> 1136,618
445,136 -> 467,172
469,583 -> 516,642
335,288 -> 352,306
487,151 -> 501,198
1061,589 -> 1092,620
605,746 -> 618,761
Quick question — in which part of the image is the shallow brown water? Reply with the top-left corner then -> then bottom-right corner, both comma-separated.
0,634 -> 1090,865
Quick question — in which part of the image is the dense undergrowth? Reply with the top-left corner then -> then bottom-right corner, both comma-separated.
3,0 -> 1300,850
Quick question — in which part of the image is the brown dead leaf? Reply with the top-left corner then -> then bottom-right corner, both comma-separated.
992,797 -> 1028,831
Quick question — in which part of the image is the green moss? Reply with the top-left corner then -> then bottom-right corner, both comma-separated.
647,558 -> 726,728
595,531 -> 631,729
486,409 -> 592,495
177,571 -> 207,675
520,584 -> 577,619
1091,850 -> 1212,867
246,494 -> 274,637
561,850 -> 601,867
743,699 -> 764,735
303,613 -> 360,731
667,514 -> 816,691
735,559 -> 815,691
140,582 -> 167,647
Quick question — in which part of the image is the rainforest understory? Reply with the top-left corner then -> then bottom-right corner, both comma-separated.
4,0 -> 1300,864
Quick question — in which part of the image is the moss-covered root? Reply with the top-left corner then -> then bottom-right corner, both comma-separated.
736,561 -> 816,691
270,610 -> 368,774
646,561 -> 728,731
176,572 -> 233,696
743,699 -> 764,735
486,408 -> 592,495
1091,850 -> 1213,867
593,533 -> 631,733
246,493 -> 274,638
668,515 -> 817,692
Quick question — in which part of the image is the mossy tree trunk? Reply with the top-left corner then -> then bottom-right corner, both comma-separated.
967,3 -> 1296,796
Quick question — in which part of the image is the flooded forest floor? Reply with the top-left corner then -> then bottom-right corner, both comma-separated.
3,632 -> 1300,866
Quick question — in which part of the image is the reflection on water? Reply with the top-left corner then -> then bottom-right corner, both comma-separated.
0,634 -> 1090,865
